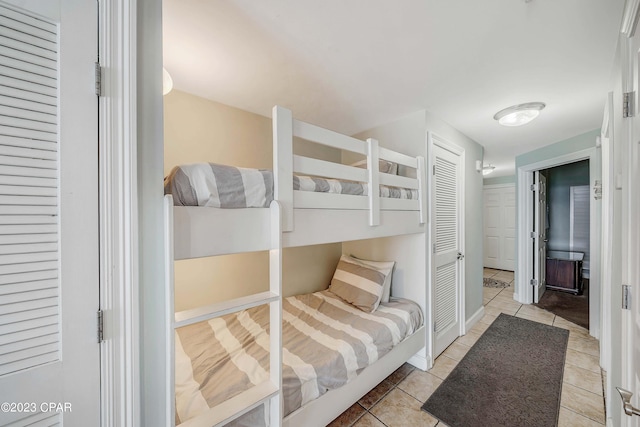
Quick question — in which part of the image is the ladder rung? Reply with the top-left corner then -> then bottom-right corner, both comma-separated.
178,380 -> 279,427
174,291 -> 279,329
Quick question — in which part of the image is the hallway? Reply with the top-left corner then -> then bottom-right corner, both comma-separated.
328,269 -> 605,427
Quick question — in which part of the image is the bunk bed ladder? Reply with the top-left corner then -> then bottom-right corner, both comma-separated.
165,195 -> 284,427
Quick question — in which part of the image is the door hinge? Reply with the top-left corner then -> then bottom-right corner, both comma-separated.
530,183 -> 538,192
622,284 -> 631,310
530,279 -> 538,286
623,91 -> 635,118
95,62 -> 102,97
530,231 -> 537,239
97,309 -> 104,343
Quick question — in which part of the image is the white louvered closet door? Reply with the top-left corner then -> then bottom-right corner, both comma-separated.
431,140 -> 463,359
0,1 -> 100,426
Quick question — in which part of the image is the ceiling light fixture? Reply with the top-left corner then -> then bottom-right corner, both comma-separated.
494,102 -> 545,127
482,165 -> 496,176
163,67 -> 173,95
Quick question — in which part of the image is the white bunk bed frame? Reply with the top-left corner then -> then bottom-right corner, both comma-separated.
165,106 -> 428,427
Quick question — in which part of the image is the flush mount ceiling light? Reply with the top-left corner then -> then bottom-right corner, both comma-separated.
482,165 -> 496,176
494,102 -> 546,127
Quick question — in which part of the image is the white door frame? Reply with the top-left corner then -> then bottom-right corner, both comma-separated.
98,0 -> 140,425
516,147 -> 601,338
428,131 -> 466,359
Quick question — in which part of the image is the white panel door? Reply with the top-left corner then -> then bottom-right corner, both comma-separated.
0,1 -> 99,426
431,139 -> 463,358
483,185 -> 515,271
533,171 -> 547,303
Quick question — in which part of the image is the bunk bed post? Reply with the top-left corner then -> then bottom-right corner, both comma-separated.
273,106 -> 294,233
163,195 -> 176,426
416,156 -> 427,224
366,138 -> 380,226
269,200 -> 283,426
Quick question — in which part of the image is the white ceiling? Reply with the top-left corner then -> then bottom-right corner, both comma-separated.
163,0 -> 625,177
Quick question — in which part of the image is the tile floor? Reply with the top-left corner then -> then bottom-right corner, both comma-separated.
328,268 -> 606,427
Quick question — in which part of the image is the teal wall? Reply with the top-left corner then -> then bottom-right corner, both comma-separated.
545,160 -> 590,253
515,129 -> 600,168
483,175 -> 515,186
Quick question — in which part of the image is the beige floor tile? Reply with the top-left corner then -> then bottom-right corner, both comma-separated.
483,268 -> 500,276
563,364 -> 603,395
482,287 -> 501,298
560,383 -> 605,424
483,297 -> 493,306
515,312 -> 554,326
483,305 -> 504,317
558,407 -> 605,427
553,317 -> 590,334
491,293 -> 518,304
565,348 -> 601,373
568,336 -> 600,358
397,369 -> 443,402
428,355 -> 458,380
485,300 -> 520,315
358,379 -> 395,409
370,389 -> 438,427
469,320 -> 491,335
352,413 -> 386,427
494,271 -> 515,282
456,330 -> 482,347
328,403 -> 366,427
518,303 -> 553,317
441,341 -> 471,361
478,312 -> 498,326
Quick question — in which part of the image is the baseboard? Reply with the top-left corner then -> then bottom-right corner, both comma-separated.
407,353 -> 430,371
465,306 -> 485,332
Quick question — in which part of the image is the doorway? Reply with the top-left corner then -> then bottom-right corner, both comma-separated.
533,161 -> 590,330
516,148 -> 601,338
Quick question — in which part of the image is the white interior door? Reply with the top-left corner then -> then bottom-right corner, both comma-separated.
0,1 -> 100,425
483,185 -> 515,271
431,137 -> 463,358
533,171 -> 547,303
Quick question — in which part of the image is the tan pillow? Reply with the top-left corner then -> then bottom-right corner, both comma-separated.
329,255 -> 391,312
350,256 -> 395,303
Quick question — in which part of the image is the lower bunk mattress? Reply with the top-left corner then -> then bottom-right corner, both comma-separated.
175,290 -> 423,425
165,163 -> 419,208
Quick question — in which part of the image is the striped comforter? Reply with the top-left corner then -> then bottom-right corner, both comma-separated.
175,290 -> 423,425
165,163 -> 419,207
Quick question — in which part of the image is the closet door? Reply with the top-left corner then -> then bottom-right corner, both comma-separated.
430,135 -> 464,359
483,185 -> 515,271
0,1 -> 100,425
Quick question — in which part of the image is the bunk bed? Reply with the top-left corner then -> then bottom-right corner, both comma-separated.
164,106 -> 428,427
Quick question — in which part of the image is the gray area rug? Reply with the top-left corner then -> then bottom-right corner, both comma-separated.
422,314 -> 569,427
483,277 -> 510,288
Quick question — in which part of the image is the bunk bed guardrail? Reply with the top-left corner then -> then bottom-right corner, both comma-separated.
272,106 -> 427,232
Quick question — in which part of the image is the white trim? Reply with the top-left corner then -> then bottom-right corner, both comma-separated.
516,147 -> 600,338
465,305 -> 485,331
621,0 -> 640,38
99,0 -> 139,425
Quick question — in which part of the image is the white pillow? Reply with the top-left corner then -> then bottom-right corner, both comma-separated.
350,255 -> 395,303
329,255 -> 392,312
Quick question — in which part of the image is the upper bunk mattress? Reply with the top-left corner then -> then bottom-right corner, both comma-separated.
165,163 -> 419,207
175,290 -> 423,425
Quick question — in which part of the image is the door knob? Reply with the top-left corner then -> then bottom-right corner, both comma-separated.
457,252 -> 464,260
617,387 -> 640,417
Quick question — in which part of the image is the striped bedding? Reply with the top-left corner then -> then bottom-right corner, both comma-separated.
165,163 -> 419,207
175,290 -> 423,425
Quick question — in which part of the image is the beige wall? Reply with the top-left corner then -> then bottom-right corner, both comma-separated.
164,90 -> 342,311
